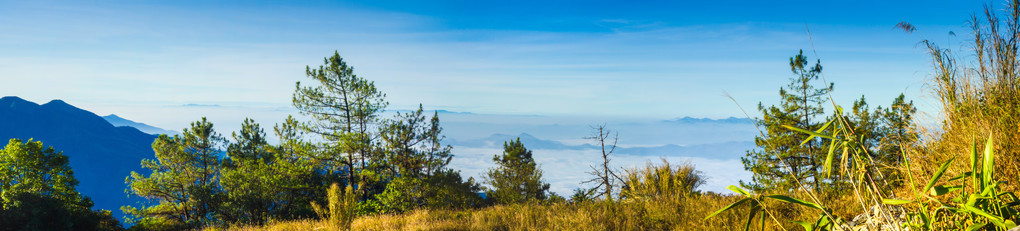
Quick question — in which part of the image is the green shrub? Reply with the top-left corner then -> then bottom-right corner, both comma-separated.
311,183 -> 358,230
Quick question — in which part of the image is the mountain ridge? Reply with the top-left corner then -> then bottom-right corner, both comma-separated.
0,96 -> 156,221
103,114 -> 179,135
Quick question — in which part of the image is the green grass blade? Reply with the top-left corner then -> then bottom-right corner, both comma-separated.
815,119 -> 835,134
966,222 -> 987,231
930,185 -> 963,196
704,198 -> 750,220
982,135 -> 994,189
824,139 -> 836,177
744,206 -> 759,231
882,199 -> 914,205
782,125 -> 834,144
963,204 -> 1004,224
791,220 -> 813,231
970,140 -> 979,192
765,195 -> 824,210
727,185 -> 752,197
924,157 -> 955,195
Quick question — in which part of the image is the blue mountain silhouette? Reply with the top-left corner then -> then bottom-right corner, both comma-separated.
0,96 -> 155,221
103,114 -> 179,135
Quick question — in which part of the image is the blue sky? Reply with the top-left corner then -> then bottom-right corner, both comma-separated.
0,0 -> 985,130
0,0 -> 997,195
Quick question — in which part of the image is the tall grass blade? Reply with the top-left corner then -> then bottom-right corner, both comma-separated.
745,206 -> 760,231
924,157 -> 955,195
824,139 -> 836,177
970,140 -> 979,192
982,135 -> 994,189
782,125 -> 834,145
704,197 -> 751,220
765,195 -> 824,210
882,199 -> 914,205
727,185 -> 752,197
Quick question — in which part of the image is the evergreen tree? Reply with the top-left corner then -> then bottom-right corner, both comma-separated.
292,51 -> 388,187
483,138 -> 550,204
374,106 -> 480,212
219,118 -> 288,225
741,50 -> 833,193
879,94 -> 917,162
123,118 -> 225,229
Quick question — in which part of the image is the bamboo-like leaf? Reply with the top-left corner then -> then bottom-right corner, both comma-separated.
930,185 -> 963,196
963,204 -> 1004,224
947,172 -> 972,182
982,135 -> 994,189
765,195 -> 824,210
727,185 -> 752,197
815,215 -> 831,230
883,199 -> 914,205
790,220 -> 813,231
824,138 -> 836,177
744,206 -> 759,231
1005,220 -> 1017,229
969,140 -> 979,192
815,119 -> 835,134
966,222 -> 987,231
704,198 -> 750,220
923,157 -> 955,195
783,125 -> 834,144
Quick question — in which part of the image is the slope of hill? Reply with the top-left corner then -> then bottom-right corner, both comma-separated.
0,96 -> 156,221
103,114 -> 179,135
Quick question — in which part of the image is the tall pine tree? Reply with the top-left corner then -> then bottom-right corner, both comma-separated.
292,51 -> 388,188
741,50 -> 833,193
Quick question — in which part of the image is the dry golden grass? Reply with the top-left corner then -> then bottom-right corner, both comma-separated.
214,193 -> 808,231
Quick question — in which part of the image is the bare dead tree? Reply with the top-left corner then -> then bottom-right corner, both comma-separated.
583,124 -> 624,201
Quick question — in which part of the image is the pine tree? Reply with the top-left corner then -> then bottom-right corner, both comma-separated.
741,50 -> 833,193
483,138 -> 550,204
292,51 -> 388,187
123,118 -> 225,229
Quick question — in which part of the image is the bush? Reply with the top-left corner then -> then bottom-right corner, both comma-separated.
311,183 -> 358,230
619,158 -> 705,204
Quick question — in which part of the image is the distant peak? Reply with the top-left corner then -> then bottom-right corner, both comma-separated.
435,109 -> 473,115
1,96 -> 29,103
0,96 -> 38,107
0,96 -> 24,101
42,99 -> 72,107
104,114 -> 124,119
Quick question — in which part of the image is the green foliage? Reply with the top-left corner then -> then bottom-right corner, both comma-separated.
483,138 -> 551,204
619,159 -> 706,204
311,183 -> 358,231
218,118 -> 324,225
123,118 -> 226,229
293,50 -> 388,186
378,105 -> 453,179
0,138 -> 121,231
374,106 -> 482,212
569,187 -> 597,203
891,136 -> 1020,230
121,51 -> 487,228
741,50 -> 834,193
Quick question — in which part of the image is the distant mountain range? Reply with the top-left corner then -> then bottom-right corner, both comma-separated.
448,132 -> 754,160
103,114 -> 179,135
0,96 -> 159,221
